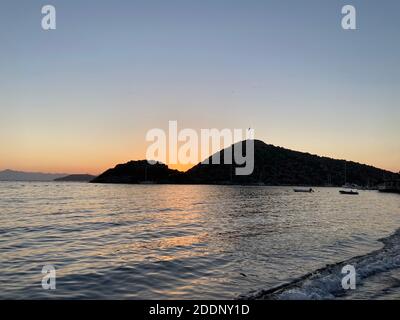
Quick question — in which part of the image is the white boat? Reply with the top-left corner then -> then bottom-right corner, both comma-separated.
339,190 -> 359,195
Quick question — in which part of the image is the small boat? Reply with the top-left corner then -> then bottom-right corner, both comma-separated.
339,190 -> 359,195
294,188 -> 314,193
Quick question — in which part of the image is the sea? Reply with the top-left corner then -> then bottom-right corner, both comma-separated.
0,181 -> 399,299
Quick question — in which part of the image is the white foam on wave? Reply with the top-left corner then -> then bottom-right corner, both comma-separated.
241,228 -> 400,300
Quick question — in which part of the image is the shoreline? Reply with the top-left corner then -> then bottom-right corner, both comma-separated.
0,180 -> 384,190
241,227 -> 400,300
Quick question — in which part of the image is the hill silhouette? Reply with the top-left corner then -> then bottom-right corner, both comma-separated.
91,160 -> 185,184
91,140 -> 399,186
186,140 -> 398,186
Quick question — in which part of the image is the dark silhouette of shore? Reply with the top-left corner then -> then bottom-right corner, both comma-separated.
91,140 -> 399,187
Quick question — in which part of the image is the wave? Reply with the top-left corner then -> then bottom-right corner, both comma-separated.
240,228 -> 400,300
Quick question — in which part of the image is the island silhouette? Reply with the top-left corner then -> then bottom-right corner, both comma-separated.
91,140 -> 399,187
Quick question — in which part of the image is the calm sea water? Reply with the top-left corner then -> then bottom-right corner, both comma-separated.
0,182 -> 399,299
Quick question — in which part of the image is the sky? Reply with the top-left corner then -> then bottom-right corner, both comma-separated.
0,0 -> 399,174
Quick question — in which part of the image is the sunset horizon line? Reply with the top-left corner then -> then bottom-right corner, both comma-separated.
2,139 -> 399,176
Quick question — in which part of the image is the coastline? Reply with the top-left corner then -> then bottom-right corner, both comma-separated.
241,227 -> 400,300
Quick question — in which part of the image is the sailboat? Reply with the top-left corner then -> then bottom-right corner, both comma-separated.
339,162 -> 359,195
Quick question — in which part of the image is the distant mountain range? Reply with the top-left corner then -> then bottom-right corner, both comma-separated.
91,140 -> 400,186
54,174 -> 97,182
0,169 -> 68,181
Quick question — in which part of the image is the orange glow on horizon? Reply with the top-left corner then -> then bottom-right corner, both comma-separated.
1,136 -> 399,175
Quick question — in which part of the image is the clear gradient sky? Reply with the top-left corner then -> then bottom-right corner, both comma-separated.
0,0 -> 399,174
